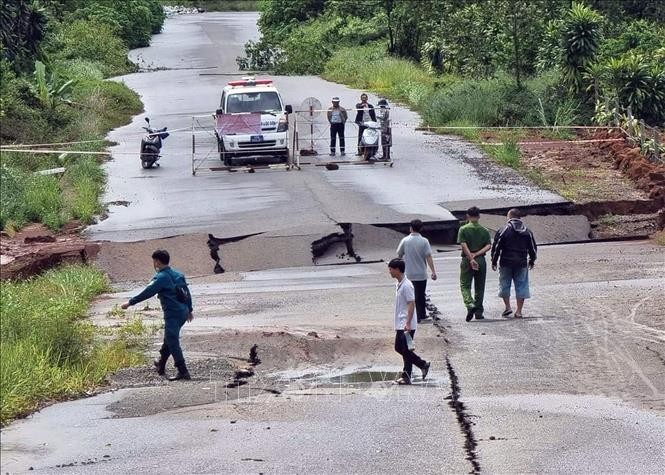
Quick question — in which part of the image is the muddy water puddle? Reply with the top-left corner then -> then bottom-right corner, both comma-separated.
276,369 -> 438,388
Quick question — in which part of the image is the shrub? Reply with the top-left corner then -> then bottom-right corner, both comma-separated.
49,20 -> 130,77
65,158 -> 106,223
23,174 -> 67,230
73,0 -> 164,49
0,265 -> 120,424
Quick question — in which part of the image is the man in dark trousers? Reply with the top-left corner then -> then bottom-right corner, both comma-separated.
354,93 -> 376,155
388,258 -> 431,385
122,249 -> 193,380
458,206 -> 492,321
327,96 -> 347,156
396,219 -> 437,322
491,209 -> 537,319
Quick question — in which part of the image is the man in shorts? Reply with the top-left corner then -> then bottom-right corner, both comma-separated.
491,209 -> 537,319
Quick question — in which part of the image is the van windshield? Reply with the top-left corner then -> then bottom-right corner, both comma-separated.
226,92 -> 282,113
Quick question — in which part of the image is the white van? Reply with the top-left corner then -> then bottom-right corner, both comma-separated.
215,77 -> 292,166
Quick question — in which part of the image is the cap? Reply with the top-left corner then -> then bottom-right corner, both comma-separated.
332,96 -> 340,102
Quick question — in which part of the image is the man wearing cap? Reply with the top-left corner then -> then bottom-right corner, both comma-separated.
327,97 -> 348,156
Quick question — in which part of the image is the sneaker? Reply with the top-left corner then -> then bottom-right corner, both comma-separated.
475,315 -> 485,320
340,152 -> 346,156
329,152 -> 335,156
465,307 -> 475,322
501,309 -> 513,318
395,377 -> 411,385
421,362 -> 431,381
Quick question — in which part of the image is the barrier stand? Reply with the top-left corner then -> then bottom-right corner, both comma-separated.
190,114 -> 294,175
292,107 -> 394,168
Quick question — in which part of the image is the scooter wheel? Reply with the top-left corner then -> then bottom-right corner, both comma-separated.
141,160 -> 152,169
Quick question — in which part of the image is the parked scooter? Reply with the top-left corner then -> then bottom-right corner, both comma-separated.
140,117 -> 169,169
360,120 -> 382,160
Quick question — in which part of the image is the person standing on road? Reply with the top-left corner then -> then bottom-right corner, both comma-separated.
396,219 -> 437,323
354,93 -> 376,156
491,209 -> 537,319
457,206 -> 492,322
122,249 -> 194,380
327,97 -> 347,156
389,258 -> 431,385
376,98 -> 391,161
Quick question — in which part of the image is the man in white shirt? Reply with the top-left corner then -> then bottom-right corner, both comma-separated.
396,219 -> 437,322
389,258 -> 431,385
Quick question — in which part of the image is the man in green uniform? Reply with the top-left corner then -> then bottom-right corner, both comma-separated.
457,206 -> 492,322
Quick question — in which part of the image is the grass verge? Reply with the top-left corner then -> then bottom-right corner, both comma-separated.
0,81 -> 142,231
0,265 -> 147,425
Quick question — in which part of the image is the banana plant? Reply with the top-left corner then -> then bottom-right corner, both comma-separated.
30,60 -> 76,109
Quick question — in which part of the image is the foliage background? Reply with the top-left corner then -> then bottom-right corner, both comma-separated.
239,0 -> 665,128
1,0 -> 164,231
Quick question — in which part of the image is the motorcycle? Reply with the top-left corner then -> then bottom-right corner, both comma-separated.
360,120 -> 382,160
140,117 -> 169,169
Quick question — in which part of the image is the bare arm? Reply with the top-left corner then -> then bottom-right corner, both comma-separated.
405,300 -> 415,330
426,254 -> 437,280
460,242 -> 474,260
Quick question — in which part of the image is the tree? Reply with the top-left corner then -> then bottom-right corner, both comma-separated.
560,2 -> 603,94
0,0 -> 48,71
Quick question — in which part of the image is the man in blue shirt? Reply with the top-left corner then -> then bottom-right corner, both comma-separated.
122,249 -> 193,380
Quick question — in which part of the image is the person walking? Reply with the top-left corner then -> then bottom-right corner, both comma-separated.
327,97 -> 347,156
490,209 -> 537,319
457,206 -> 492,322
396,219 -> 437,323
388,258 -> 431,385
122,249 -> 193,380
354,93 -> 376,156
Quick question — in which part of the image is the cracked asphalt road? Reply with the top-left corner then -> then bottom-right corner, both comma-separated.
2,241 -> 664,474
2,12 -> 664,475
85,12 -> 563,243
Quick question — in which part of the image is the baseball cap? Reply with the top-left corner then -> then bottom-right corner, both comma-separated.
332,96 -> 340,102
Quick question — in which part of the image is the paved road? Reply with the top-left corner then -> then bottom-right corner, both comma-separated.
1,241 -> 664,473
86,12 -> 563,242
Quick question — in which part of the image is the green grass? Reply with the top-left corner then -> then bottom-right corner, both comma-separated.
323,44 -> 438,106
0,266 -> 146,425
1,80 -> 142,232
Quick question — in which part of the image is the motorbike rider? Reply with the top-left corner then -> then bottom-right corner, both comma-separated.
354,93 -> 376,156
376,98 -> 391,161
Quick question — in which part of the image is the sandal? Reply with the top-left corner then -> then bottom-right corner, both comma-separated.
501,309 -> 513,318
514,313 -> 523,319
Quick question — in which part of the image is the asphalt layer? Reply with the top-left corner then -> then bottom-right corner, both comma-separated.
2,242 -> 665,473
85,12 -> 564,243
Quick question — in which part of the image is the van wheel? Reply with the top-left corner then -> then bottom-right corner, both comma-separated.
218,142 -> 232,166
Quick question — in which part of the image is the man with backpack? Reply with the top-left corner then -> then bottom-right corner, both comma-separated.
122,249 -> 193,380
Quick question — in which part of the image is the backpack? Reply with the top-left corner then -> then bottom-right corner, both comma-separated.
167,272 -> 191,304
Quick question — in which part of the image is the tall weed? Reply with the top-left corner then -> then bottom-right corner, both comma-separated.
0,266 -> 146,425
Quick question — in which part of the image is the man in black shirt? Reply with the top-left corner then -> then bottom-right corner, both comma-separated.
491,209 -> 537,319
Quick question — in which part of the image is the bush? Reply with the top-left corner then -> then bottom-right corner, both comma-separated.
323,44 -> 437,105
0,265 -> 135,425
48,20 -> 131,77
73,0 -> 164,49
65,158 -> 106,223
23,174 -> 67,230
